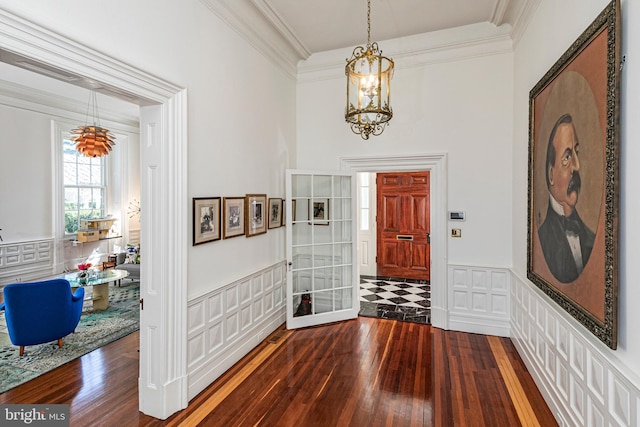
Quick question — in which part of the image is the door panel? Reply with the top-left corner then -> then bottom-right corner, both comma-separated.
382,195 -> 401,230
376,172 -> 431,280
286,170 -> 358,329
410,242 -> 429,271
382,240 -> 401,268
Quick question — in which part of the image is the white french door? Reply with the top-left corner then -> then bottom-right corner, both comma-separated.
285,170 -> 359,329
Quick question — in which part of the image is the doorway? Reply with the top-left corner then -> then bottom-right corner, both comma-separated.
341,154 -> 448,330
356,171 -> 431,324
0,12 -> 188,419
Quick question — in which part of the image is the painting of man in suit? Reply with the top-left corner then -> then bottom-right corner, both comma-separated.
527,1 -> 619,349
538,114 -> 595,283
529,45 -> 609,328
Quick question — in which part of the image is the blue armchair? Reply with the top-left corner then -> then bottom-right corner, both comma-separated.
0,279 -> 84,356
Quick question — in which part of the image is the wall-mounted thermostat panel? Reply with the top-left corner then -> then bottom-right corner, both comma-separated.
449,211 -> 465,221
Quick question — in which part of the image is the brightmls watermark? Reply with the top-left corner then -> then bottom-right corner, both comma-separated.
0,405 -> 69,426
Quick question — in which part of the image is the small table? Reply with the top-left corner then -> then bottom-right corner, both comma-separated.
63,269 -> 129,310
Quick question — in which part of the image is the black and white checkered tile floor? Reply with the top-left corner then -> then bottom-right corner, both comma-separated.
358,276 -> 431,324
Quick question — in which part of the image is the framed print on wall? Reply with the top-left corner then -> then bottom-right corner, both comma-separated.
193,197 -> 221,245
223,197 -> 245,239
268,198 -> 283,229
308,198 -> 329,225
245,194 -> 267,237
527,0 -> 620,349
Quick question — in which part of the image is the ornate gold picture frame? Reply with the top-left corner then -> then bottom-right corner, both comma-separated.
527,0 -> 620,349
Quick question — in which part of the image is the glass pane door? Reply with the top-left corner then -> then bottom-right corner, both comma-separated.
285,170 -> 358,329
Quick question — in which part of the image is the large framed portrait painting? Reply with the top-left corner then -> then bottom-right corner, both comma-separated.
527,0 -> 620,349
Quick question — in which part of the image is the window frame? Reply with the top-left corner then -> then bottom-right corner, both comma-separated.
54,123 -> 108,237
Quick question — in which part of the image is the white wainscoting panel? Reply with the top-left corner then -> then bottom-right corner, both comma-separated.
0,239 -> 55,286
511,271 -> 640,427
187,261 -> 286,400
447,264 -> 510,336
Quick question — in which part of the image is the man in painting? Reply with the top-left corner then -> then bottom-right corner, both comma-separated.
538,113 -> 595,283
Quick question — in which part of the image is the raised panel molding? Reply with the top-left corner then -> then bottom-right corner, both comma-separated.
447,264 -> 510,336
187,261 -> 286,400
0,239 -> 56,286
510,271 -> 640,426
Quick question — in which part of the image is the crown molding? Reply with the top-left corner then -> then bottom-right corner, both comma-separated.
199,0 -> 303,79
251,0 -> 310,59
509,0 -> 542,48
491,0 -> 511,26
0,8 -> 181,106
298,22 -> 514,83
198,0 -> 540,82
0,79 -> 139,133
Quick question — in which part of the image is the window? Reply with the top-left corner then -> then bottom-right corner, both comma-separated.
63,137 -> 106,234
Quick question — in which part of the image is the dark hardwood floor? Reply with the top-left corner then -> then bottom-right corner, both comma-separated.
0,318 -> 557,426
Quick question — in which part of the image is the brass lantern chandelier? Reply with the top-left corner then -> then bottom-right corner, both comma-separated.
345,0 -> 394,140
71,91 -> 116,157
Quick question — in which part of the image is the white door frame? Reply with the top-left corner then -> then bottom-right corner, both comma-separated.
0,10 -> 188,419
341,154 -> 448,330
357,172 -> 377,277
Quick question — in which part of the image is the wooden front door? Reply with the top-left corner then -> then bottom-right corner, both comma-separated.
376,172 -> 430,280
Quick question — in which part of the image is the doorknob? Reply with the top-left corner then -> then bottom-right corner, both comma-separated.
427,233 -> 430,244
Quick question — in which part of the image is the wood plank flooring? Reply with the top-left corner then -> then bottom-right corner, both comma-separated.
0,318 -> 557,426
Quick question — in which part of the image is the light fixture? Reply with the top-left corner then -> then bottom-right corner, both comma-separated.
128,198 -> 141,220
71,91 -> 116,157
345,0 -> 394,140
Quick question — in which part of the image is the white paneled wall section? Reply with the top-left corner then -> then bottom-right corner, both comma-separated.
187,261 -> 286,399
511,272 -> 640,427
448,264 -> 510,337
0,239 -> 54,286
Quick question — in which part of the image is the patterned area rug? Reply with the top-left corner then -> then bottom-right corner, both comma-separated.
0,282 -> 140,394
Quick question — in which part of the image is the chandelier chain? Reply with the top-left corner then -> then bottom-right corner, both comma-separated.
367,0 -> 371,44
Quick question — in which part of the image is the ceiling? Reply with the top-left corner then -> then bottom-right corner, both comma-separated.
0,0 -> 532,109
251,0 -> 528,55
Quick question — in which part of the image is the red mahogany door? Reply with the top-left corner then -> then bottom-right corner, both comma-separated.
376,172 -> 430,280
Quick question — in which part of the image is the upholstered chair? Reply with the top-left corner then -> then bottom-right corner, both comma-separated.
0,279 -> 84,356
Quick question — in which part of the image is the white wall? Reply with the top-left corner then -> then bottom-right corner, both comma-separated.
297,36 -> 514,267
0,0 -> 297,300
0,103 -> 52,241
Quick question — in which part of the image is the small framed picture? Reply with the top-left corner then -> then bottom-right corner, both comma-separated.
245,194 -> 267,237
309,198 -> 329,225
268,198 -> 283,229
193,197 -> 221,245
223,197 -> 245,239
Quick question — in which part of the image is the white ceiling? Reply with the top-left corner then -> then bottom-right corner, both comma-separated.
262,0 -> 525,54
